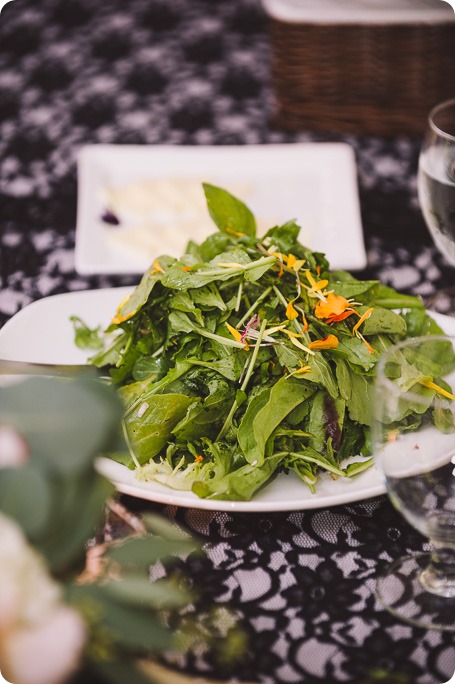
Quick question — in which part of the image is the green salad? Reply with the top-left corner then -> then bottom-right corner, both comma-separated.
73,184 -> 455,501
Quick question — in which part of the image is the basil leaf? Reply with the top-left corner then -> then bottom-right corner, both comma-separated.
203,183 -> 256,238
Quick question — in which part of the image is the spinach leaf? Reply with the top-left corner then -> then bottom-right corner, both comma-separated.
125,394 -> 197,465
238,376 -> 315,465
192,453 -> 286,500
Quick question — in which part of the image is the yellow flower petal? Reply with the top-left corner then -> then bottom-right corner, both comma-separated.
286,300 -> 299,321
225,228 -> 246,237
151,259 -> 164,274
225,322 -> 242,343
281,329 -> 301,339
287,254 -> 297,269
305,270 -> 317,288
264,324 -> 287,335
216,262 -> 245,269
292,259 -> 306,272
294,365 -> 311,374
112,309 -> 137,325
419,379 -> 455,401
281,329 -> 314,354
112,294 -> 137,324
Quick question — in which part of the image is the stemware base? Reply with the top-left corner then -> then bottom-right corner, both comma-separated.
376,552 -> 455,631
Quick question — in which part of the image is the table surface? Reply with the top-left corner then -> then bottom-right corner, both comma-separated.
0,1 -> 454,683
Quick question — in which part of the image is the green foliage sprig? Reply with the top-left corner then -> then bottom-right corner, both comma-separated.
0,377 -> 200,684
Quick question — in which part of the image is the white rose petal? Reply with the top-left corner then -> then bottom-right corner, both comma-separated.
0,514 -> 60,626
2,605 -> 86,684
0,426 -> 29,468
0,514 -> 87,684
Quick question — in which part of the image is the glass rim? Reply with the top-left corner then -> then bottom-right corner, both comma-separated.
375,333 -> 455,405
428,97 -> 455,143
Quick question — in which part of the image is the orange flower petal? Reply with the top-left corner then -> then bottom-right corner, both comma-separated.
315,292 -> 352,320
358,334 -> 375,354
301,311 -> 309,332
327,309 -> 357,324
308,334 -> 339,350
353,307 -> 374,334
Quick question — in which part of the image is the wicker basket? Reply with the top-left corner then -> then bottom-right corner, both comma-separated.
263,1 -> 455,136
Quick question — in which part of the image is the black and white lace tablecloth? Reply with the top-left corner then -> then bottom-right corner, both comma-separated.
0,1 -> 454,682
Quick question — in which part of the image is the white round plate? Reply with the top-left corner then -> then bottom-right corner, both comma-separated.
1,287 -> 453,511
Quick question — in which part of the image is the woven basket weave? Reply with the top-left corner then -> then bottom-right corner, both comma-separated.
268,18 -> 455,136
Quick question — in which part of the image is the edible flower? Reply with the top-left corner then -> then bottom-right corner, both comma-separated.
225,323 -> 242,343
286,300 -> 299,321
151,259 -> 164,274
286,253 -> 306,272
308,334 -> 339,350
281,329 -> 314,354
303,270 -> 329,301
226,322 -> 250,350
225,227 -> 246,238
419,379 -> 455,401
240,314 -> 260,342
111,294 -> 137,325
314,292 -> 352,321
327,310 -> 358,324
301,310 -> 309,332
288,364 -> 312,378
352,307 -> 375,353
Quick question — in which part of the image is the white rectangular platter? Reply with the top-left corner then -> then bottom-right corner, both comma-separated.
75,143 -> 366,275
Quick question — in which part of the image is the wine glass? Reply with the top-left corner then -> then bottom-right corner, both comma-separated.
372,334 -> 455,630
417,98 -> 455,314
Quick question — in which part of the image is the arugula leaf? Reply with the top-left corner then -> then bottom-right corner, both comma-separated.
71,316 -> 104,350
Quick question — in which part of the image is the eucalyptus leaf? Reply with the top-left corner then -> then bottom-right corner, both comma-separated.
0,378 -> 124,474
68,584 -> 173,652
102,576 -> 191,608
0,466 -> 51,541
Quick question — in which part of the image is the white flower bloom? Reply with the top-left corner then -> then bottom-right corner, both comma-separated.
2,605 -> 87,684
0,513 -> 87,684
0,426 -> 29,468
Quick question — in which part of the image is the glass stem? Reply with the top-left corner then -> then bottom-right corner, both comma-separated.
420,541 -> 455,598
